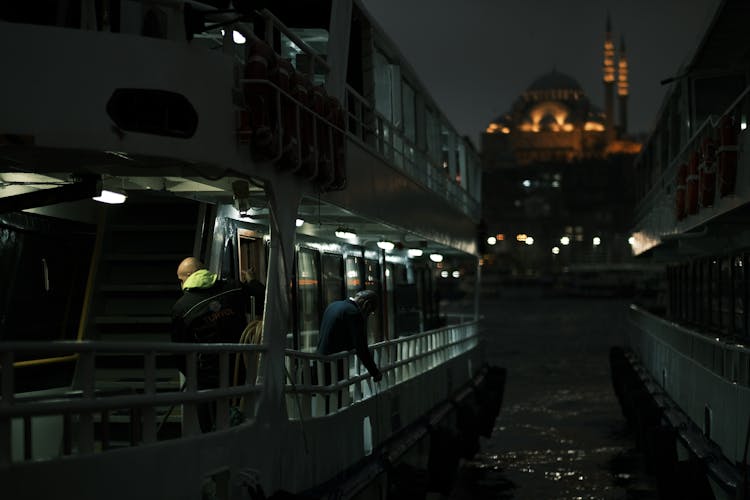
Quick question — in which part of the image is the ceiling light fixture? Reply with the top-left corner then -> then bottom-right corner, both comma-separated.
429,253 -> 443,263
407,248 -> 423,258
296,218 -> 304,227
93,189 -> 127,204
376,240 -> 395,251
335,227 -> 357,239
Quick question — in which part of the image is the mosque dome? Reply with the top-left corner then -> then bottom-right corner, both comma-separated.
526,70 -> 583,93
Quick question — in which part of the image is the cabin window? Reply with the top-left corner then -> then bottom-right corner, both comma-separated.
710,258 -> 721,331
373,47 -> 402,129
364,259 -> 383,343
297,249 -> 321,352
426,108 -> 441,164
322,253 -> 345,307
402,81 -> 417,144
693,74 -> 746,132
287,28 -> 330,85
720,257 -> 732,333
734,254 -> 747,337
345,255 -> 363,297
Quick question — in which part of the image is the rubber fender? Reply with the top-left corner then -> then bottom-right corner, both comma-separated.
455,401 -> 480,459
386,462 -> 428,500
426,427 -> 461,495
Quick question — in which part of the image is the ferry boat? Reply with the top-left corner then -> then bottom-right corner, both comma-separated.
0,2 -> 503,499
612,0 -> 750,498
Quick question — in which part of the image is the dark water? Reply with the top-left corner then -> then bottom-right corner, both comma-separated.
449,290 -> 659,500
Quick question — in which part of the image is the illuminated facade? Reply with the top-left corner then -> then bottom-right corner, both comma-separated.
480,18 -> 641,276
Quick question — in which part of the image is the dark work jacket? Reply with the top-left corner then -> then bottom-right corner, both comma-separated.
171,279 -> 249,385
316,299 -> 380,378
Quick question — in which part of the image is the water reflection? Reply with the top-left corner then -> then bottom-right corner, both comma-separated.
448,295 -> 659,499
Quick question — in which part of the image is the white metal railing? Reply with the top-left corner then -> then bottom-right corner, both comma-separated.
0,341 -> 265,465
344,87 -> 481,220
283,321 -> 479,419
628,305 -> 750,387
634,85 -> 750,224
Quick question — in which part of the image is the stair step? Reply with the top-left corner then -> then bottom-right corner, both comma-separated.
100,284 -> 178,293
93,316 -> 171,325
102,254 -> 185,262
111,225 -> 195,232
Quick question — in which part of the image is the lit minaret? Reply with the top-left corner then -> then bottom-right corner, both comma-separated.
602,15 -> 615,143
617,35 -> 629,136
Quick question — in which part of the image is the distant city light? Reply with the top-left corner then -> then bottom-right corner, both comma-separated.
525,236 -> 534,245
593,236 -> 601,246
516,233 -> 528,242
560,236 -> 570,246
487,236 -> 497,245
551,180 -> 560,188
496,233 -> 505,241
552,246 -> 560,255
522,179 -> 531,188
628,236 -> 635,245
452,270 -> 461,278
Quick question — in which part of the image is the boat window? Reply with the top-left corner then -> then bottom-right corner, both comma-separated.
693,74 -> 746,132
402,81 -> 417,144
345,255 -> 363,297
373,47 -> 402,129
297,249 -> 321,352
364,259 -> 383,343
426,108 -> 441,164
734,255 -> 747,337
286,28 -> 330,85
710,258 -> 721,331
322,253 -> 345,307
720,257 -> 732,333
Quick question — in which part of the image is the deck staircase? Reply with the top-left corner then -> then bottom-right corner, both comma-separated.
81,191 -> 203,444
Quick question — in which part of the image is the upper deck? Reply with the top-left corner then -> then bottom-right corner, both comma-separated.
629,0 -> 750,257
0,1 -> 481,254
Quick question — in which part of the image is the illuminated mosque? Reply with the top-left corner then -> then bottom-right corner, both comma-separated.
482,17 -> 641,169
480,18 -> 642,275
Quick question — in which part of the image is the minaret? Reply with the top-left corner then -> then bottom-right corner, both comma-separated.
602,14 -> 615,143
617,35 -> 629,136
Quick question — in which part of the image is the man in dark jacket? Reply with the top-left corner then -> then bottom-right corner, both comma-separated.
316,290 -> 383,382
172,257 -> 250,432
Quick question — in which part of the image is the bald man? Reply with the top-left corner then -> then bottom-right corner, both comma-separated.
171,257 -> 251,432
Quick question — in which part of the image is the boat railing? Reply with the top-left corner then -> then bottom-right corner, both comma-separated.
634,85 -> 750,225
344,86 -> 481,220
283,320 -> 480,419
629,305 -> 750,387
0,341 -> 266,465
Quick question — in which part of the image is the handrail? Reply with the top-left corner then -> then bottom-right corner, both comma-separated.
633,84 -> 750,224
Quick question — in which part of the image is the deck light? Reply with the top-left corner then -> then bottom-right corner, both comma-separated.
487,236 -> 497,245
440,270 -> 449,278
93,189 -> 127,204
560,236 -> 570,246
593,236 -> 601,246
233,31 -> 246,44
335,227 -> 357,239
407,248 -> 423,258
452,270 -> 460,278
429,253 -> 443,263
376,240 -> 395,251
525,236 -> 534,245
295,218 -> 304,227
628,236 -> 635,245
552,247 -> 560,255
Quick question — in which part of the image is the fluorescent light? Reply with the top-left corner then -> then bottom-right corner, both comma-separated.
335,227 -> 357,239
295,218 -> 304,227
429,253 -> 443,263
93,189 -> 127,204
407,249 -> 423,258
376,240 -> 395,251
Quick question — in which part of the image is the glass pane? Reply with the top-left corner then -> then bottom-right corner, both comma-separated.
721,257 -> 732,332
364,259 -> 383,343
322,253 -> 344,307
402,81 -> 416,143
297,250 -> 320,352
734,255 -> 746,336
345,256 -> 362,297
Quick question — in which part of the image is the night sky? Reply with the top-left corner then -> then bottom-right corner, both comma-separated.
361,0 -> 721,146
